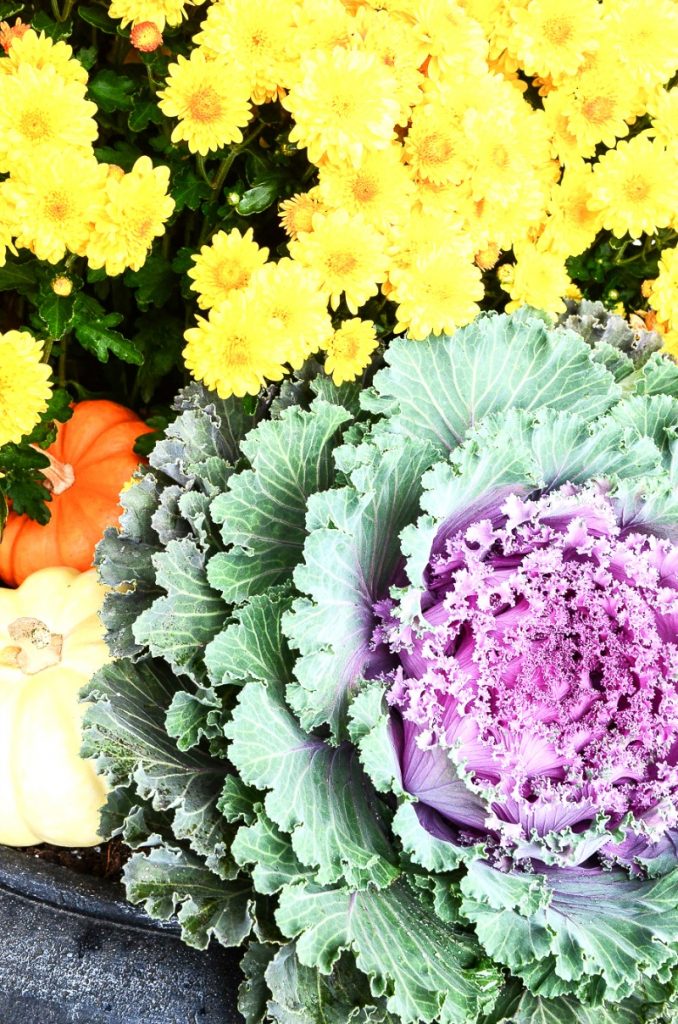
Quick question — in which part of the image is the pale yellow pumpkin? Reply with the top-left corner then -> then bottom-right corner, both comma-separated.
0,567 -> 109,847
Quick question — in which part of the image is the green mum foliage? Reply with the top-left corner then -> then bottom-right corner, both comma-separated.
86,308 -> 678,1023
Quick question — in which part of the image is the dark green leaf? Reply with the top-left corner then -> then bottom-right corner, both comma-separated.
170,162 -> 212,212
37,287 -> 76,340
77,4 -> 118,32
128,98 -> 163,133
124,254 -> 175,310
0,1 -> 24,18
76,46 -> 98,70
237,180 -> 280,216
73,294 -> 143,365
89,70 -> 135,113
0,257 -> 38,294
30,10 -> 72,39
93,140 -> 141,170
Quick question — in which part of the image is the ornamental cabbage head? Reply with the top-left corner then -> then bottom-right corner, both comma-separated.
381,484 -> 678,870
86,306 -> 678,1024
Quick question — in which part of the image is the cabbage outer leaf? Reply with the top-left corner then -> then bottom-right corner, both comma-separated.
460,861 -> 678,1003
276,878 -> 502,1024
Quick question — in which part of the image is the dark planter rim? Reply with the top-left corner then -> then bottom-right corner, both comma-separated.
0,843 -> 175,933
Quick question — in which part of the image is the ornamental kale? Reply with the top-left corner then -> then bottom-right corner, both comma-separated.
85,307 -> 678,1024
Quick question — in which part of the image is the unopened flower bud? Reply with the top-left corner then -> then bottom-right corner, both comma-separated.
51,276 -> 73,297
130,21 -> 163,53
474,243 -> 500,271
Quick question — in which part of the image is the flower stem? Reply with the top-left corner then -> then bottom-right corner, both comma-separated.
210,122 -> 266,193
58,335 -> 69,388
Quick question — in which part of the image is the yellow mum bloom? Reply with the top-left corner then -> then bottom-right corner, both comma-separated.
158,49 -> 252,156
196,0 -> 297,103
183,291 -> 286,398
353,7 -> 426,121
389,246 -> 484,339
6,155 -> 107,264
323,318 -> 379,385
0,28 -> 88,85
604,0 -> 678,90
108,0 -> 199,30
0,63 -> 97,174
188,228 -> 269,310
404,99 -> 463,185
508,0 -> 602,79
413,0 -> 489,79
590,134 -> 678,240
648,245 -> 678,329
541,160 -> 603,258
647,86 -> 678,151
250,258 -> 333,367
279,189 -> 327,239
0,182 -> 17,267
555,66 -> 638,154
0,332 -> 52,447
318,144 -> 413,227
282,47 -> 401,167
502,246 -> 570,316
289,209 -> 388,313
86,157 -> 175,276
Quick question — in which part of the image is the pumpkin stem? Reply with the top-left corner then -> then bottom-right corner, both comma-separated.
4,617 -> 63,674
30,446 -> 75,495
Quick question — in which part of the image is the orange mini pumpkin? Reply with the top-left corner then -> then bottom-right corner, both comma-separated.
0,400 -> 152,587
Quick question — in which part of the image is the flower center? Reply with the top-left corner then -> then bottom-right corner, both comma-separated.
326,251 -> 358,276
186,86 -> 223,123
581,95 -> 615,125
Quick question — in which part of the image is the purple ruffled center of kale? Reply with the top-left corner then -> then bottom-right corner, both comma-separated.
378,486 -> 678,859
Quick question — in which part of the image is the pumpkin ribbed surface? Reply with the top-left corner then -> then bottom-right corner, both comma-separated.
0,400 -> 152,587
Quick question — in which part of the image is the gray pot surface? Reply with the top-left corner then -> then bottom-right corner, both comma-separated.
0,846 -> 244,1024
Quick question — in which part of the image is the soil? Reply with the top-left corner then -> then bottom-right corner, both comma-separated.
15,837 -> 129,881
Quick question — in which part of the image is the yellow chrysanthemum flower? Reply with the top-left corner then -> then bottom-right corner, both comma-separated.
0,332 -> 53,447
507,0 -> 602,79
404,99 -> 463,185
289,0 -> 354,80
108,0 -> 199,30
86,157 -> 175,276
323,318 -> 379,384
0,28 -> 88,85
158,49 -> 252,156
502,245 -> 571,315
590,134 -> 678,240
0,182 -> 17,267
289,209 -> 388,313
389,246 -> 484,339
541,160 -> 604,258
647,86 -> 678,152
555,66 -> 638,154
188,228 -> 269,310
604,0 -> 678,90
282,47 -> 401,167
6,155 -> 108,264
318,145 -> 413,227
196,0 -> 297,103
0,63 -> 97,174
249,258 -> 333,367
543,90 -> 589,164
648,245 -> 678,329
183,291 -> 287,398
279,189 -> 327,239
385,205 -> 465,272
413,0 -> 489,79
353,7 -> 426,121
